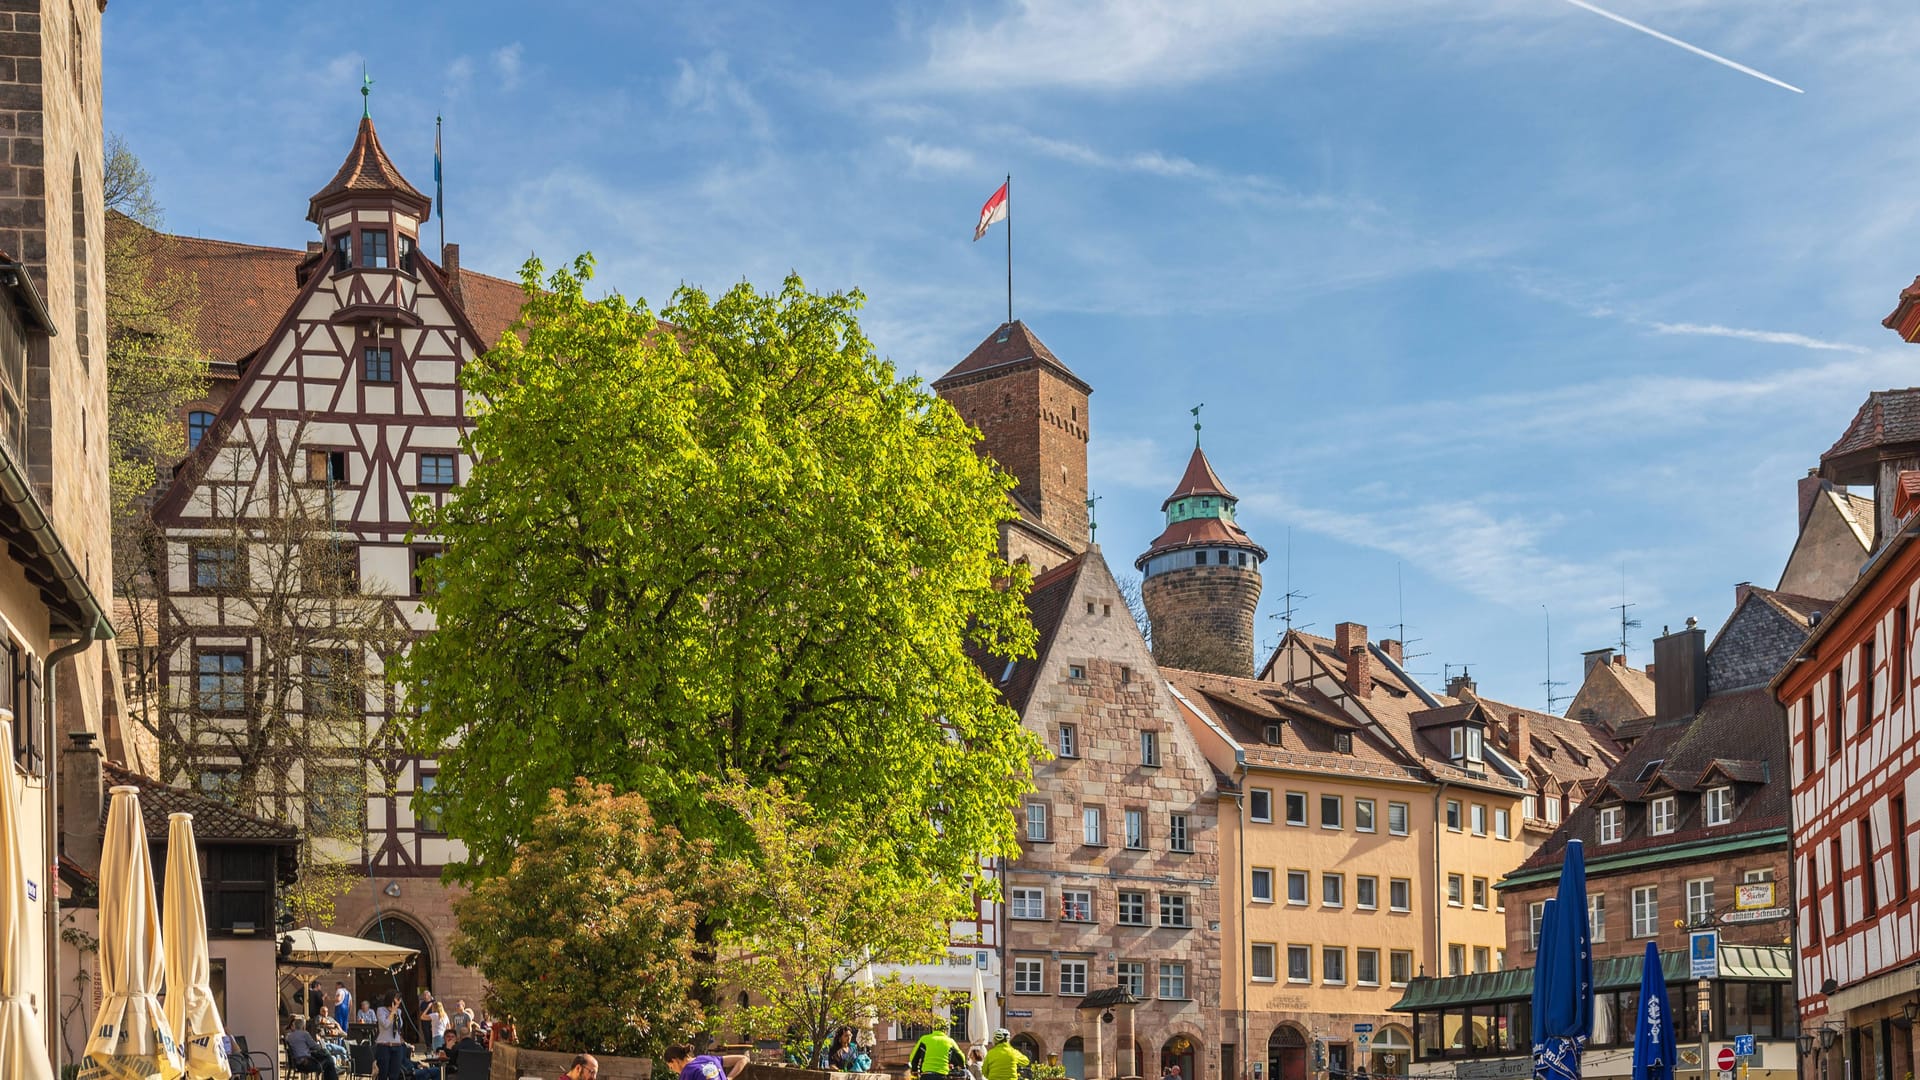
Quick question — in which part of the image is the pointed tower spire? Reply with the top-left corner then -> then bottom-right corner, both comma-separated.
308,115 -> 432,226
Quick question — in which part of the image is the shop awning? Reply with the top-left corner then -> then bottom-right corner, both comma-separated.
1389,946 -> 1792,1012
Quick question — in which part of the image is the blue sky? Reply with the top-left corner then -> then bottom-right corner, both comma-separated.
105,2 -> 1920,708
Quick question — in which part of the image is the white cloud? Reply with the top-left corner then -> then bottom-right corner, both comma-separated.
887,136 -> 976,175
1649,321 -> 1868,353
669,52 -> 771,141
492,43 -> 525,90
446,56 -> 476,99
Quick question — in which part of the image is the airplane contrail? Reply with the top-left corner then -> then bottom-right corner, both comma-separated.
1561,0 -> 1804,94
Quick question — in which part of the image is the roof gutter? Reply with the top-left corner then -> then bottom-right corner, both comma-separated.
0,259 -> 57,335
0,439 -> 110,636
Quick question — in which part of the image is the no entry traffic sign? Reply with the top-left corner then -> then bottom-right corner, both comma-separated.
1717,1048 -> 1737,1073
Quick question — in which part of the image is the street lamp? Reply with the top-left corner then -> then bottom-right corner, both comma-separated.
1903,999 -> 1920,1024
1798,1035 -> 1814,1057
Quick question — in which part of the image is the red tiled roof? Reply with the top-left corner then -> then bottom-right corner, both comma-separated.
1162,445 -> 1235,509
932,320 -> 1088,391
308,116 -> 432,223
1823,388 -> 1920,465
1137,515 -> 1266,564
1165,667 -> 1418,781
102,761 -> 297,843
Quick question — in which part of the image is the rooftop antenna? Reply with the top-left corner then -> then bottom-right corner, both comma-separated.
1389,561 -> 1431,670
1267,527 -> 1312,688
1541,604 -> 1568,713
1611,563 -> 1642,661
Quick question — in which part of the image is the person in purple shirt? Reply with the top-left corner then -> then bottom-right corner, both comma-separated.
664,1045 -> 749,1080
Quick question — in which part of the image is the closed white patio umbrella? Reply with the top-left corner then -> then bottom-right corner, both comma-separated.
967,963 -> 989,1047
0,712 -> 55,1080
81,785 -> 183,1080
163,813 -> 230,1079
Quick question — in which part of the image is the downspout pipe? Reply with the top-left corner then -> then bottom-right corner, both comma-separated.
44,615 -> 111,1071
1432,780 -> 1448,979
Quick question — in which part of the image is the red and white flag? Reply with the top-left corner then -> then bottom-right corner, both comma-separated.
973,181 -> 1008,241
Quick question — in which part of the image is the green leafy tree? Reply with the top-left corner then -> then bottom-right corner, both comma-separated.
715,780 -> 961,1067
399,256 -> 1041,890
450,780 -> 715,1056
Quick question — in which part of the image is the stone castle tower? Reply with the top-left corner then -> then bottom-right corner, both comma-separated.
932,320 -> 1090,573
1135,441 -> 1266,675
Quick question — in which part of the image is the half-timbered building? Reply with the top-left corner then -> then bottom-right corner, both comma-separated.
145,111 -> 524,1008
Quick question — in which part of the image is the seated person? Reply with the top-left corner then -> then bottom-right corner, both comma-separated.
438,1016 -> 489,1076
286,1018 -> 342,1080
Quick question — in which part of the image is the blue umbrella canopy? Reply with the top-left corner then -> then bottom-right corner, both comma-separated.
1631,941 -> 1676,1080
1535,839 -> 1594,1080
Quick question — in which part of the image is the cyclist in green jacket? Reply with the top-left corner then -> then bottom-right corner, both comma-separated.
982,1030 -> 1029,1080
910,1030 -> 966,1079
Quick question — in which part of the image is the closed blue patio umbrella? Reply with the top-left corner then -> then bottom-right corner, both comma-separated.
1632,941 -> 1676,1080
1534,839 -> 1593,1080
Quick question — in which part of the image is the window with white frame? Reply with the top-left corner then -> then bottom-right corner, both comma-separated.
1704,786 -> 1733,827
1323,947 -> 1347,985
1059,724 -> 1077,758
1447,944 -> 1465,976
1323,873 -> 1344,907
1686,878 -> 1714,925
1356,798 -> 1376,832
1082,807 -> 1103,846
1589,893 -> 1607,942
1357,875 -> 1378,909
1169,813 -> 1191,852
1026,802 -> 1048,841
1599,806 -> 1624,844
1140,731 -> 1161,767
1321,794 -> 1343,830
1473,946 -> 1490,973
1287,871 -> 1309,905
1632,886 -> 1659,937
1061,889 -> 1092,922
1010,887 -> 1046,920
1529,902 -> 1545,950
1390,878 -> 1411,912
1117,890 -> 1147,925
1250,788 -> 1273,823
1250,943 -> 1277,982
1357,948 -> 1380,986
1471,804 -> 1487,836
1472,877 -> 1488,909
1159,962 -> 1188,999
1285,791 -> 1308,826
1287,945 -> 1311,982
1495,808 -> 1511,839
1125,809 -> 1145,849
1014,958 -> 1044,994
1160,894 -> 1190,927
1390,950 -> 1414,986
1389,801 -> 1410,835
1251,868 -> 1274,904
1058,960 -> 1087,997
1524,795 -> 1538,820
1448,874 -> 1464,906
1117,962 -> 1145,997
1545,795 -> 1563,824
1650,796 -> 1676,835
1446,800 -> 1463,830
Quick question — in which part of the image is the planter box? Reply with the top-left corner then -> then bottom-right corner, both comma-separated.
491,1042 -> 653,1080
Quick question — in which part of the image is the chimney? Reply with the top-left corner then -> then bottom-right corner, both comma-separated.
1651,618 -> 1708,722
441,242 -> 463,306
1734,582 -> 1754,609
61,728 -> 104,871
1581,647 -> 1614,676
305,240 -> 323,254
1446,670 -> 1476,698
1380,639 -> 1404,664
1335,622 -> 1372,699
1507,710 -> 1530,760
1798,468 -> 1826,530
1613,654 -> 1627,667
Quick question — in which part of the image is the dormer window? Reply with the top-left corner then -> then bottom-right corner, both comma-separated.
1333,733 -> 1353,754
1598,805 -> 1623,844
1649,795 -> 1677,835
1264,724 -> 1281,745
361,229 -> 390,268
1449,725 -> 1484,764
1704,785 -> 1733,827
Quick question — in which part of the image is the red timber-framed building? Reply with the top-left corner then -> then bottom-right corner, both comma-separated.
143,110 -> 525,1010
1777,278 -> 1920,1080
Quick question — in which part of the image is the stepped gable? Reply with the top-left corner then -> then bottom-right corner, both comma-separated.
308,115 -> 432,223
1165,666 -> 1421,782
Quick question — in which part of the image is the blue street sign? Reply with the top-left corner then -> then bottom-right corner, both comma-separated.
1353,1024 -> 1373,1034
1734,1036 -> 1755,1057
1689,930 -> 1719,980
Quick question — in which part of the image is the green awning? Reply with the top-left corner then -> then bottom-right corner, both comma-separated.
1388,946 -> 1793,1012
1499,831 -> 1788,890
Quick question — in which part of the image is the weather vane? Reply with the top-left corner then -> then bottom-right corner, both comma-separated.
361,63 -> 374,118
1087,492 -> 1103,543
1191,403 -> 1204,447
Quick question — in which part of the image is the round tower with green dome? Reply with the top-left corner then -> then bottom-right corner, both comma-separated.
1135,440 -> 1266,676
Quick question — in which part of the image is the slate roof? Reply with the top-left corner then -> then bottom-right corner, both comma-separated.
932,320 -> 1089,392
1162,446 -> 1236,508
1823,388 -> 1920,466
1705,586 -> 1822,692
308,116 -> 432,223
101,762 -> 297,843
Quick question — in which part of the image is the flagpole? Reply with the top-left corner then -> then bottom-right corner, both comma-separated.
1005,173 -> 1013,326
436,115 -> 445,258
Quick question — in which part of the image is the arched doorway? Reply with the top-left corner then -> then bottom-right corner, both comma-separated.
1063,1036 -> 1084,1080
1012,1034 -> 1043,1064
1370,1026 -> 1412,1080
1268,1026 -> 1308,1080
1161,1034 -> 1197,1080
357,914 -> 433,1040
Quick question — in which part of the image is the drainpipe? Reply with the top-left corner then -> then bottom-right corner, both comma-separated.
1234,783 -> 1248,1080
1431,781 -> 1449,977
44,616 -> 112,1071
